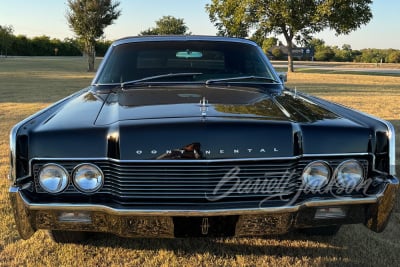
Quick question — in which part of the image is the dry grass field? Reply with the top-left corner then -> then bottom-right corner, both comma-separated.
0,58 -> 399,266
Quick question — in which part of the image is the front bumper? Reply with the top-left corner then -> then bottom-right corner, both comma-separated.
9,177 -> 399,239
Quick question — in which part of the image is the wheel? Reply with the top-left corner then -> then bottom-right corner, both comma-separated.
299,225 -> 341,236
48,230 -> 90,244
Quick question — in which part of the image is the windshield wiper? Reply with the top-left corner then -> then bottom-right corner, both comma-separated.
205,76 -> 280,85
121,72 -> 203,88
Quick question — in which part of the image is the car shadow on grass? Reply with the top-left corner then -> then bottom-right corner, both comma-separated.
79,231 -> 345,257
64,222 -> 398,266
57,228 -> 380,266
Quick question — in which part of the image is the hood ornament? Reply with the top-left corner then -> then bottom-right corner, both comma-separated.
200,97 -> 209,117
156,143 -> 203,160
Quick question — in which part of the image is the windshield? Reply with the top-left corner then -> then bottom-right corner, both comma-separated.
95,40 -> 278,85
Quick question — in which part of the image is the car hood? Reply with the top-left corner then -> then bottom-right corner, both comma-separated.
95,86 -> 288,124
28,85 -> 373,160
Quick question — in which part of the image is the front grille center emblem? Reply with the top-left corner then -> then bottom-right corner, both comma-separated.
201,217 -> 210,235
200,97 -> 208,117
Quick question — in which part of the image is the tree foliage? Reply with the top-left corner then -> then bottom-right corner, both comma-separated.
140,16 -> 190,35
0,25 -> 14,57
206,0 -> 373,72
1,33 -> 112,57
206,1 -> 253,37
66,0 -> 121,71
262,37 -> 279,54
387,50 -> 400,63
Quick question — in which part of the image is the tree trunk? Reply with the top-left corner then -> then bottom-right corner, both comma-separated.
286,41 -> 294,73
86,41 -> 96,72
88,52 -> 95,72
282,29 -> 295,73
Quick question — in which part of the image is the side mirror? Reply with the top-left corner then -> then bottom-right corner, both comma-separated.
278,72 -> 287,83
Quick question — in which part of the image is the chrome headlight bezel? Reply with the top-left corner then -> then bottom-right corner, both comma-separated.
38,163 -> 70,194
301,161 -> 331,190
335,159 -> 364,189
72,163 -> 104,193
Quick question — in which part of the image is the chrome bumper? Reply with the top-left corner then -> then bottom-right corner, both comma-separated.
9,177 -> 399,239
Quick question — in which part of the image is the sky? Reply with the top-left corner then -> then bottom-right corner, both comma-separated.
0,0 -> 399,50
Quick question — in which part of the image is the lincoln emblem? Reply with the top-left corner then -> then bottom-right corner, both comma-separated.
201,217 -> 210,235
200,97 -> 208,117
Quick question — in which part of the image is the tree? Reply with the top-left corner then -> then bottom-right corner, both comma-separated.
11,35 -> 32,56
206,1 -> 253,37
262,37 -> 279,54
271,47 -> 283,60
139,28 -> 159,36
66,0 -> 121,71
0,25 -> 14,57
308,38 -> 326,50
387,50 -> 400,63
360,49 -> 382,63
140,16 -> 190,35
206,0 -> 373,72
314,46 -> 335,61
332,44 -> 353,62
31,36 -> 53,56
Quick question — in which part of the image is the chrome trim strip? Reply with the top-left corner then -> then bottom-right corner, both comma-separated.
112,35 -> 259,47
31,156 -> 301,164
11,186 -> 380,216
386,122 -> 396,175
21,153 -> 372,181
30,153 -> 371,164
302,153 -> 370,157
25,156 -> 301,181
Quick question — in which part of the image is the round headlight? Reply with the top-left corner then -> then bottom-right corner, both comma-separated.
39,164 -> 69,193
73,164 -> 104,193
335,160 -> 364,189
302,161 -> 331,189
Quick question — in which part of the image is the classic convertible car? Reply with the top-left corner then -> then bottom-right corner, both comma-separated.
9,36 -> 398,243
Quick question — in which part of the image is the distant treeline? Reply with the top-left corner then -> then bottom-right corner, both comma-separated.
1,31 -> 400,64
308,40 -> 400,63
272,46 -> 400,63
265,38 -> 400,63
0,34 -> 112,57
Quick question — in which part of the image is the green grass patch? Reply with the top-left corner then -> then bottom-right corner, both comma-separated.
0,57 -> 101,102
294,68 -> 400,77
273,62 -> 400,77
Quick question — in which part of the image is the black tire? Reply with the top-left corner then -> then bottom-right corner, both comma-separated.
300,225 -> 341,236
48,230 -> 90,244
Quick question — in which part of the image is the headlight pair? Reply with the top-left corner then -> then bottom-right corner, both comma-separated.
38,163 -> 103,194
302,160 -> 364,190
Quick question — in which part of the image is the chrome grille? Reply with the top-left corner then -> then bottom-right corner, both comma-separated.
32,159 -> 302,202
32,157 -> 369,205
99,161 -> 301,200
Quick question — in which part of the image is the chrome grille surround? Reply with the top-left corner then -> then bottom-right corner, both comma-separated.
32,157 -> 370,206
